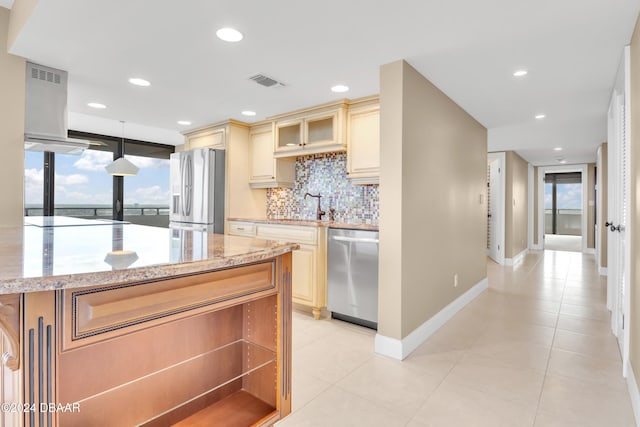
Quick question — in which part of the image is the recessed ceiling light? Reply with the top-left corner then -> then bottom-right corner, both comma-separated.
241,110 -> 256,116
513,70 -> 528,77
177,120 -> 192,126
129,77 -> 150,87
87,102 -> 106,109
331,84 -> 349,93
216,27 -> 243,42
535,114 -> 546,119
559,160 -> 567,164
554,147 -> 563,151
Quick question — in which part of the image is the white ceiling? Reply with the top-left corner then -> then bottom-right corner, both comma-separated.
0,1 -> 14,9
7,0 -> 640,164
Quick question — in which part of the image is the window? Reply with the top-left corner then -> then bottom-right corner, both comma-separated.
544,172 -> 582,236
54,150 -> 113,218
123,155 -> 171,227
24,151 -> 44,216
24,131 -> 174,227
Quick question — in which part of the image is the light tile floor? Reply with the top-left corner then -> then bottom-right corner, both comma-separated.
275,250 -> 637,427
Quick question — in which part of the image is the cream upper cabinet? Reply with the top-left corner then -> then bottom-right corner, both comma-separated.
250,122 -> 295,188
347,96 -> 380,185
273,100 -> 347,158
184,126 -> 226,150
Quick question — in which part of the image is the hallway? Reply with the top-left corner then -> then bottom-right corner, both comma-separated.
276,251 -> 636,426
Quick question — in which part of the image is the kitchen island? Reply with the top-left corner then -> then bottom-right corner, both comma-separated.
0,219 -> 296,426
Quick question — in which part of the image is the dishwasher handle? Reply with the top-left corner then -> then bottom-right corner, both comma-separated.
331,235 -> 379,244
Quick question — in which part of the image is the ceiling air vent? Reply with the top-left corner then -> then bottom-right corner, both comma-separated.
249,73 -> 285,88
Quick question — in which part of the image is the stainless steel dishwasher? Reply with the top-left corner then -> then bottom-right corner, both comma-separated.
327,228 -> 379,329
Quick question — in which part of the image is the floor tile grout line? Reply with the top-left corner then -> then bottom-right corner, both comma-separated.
531,251 -> 572,426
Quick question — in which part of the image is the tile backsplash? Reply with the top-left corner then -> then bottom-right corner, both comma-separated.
266,153 -> 379,224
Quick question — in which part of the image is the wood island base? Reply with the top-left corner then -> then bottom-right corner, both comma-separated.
0,253 -> 292,427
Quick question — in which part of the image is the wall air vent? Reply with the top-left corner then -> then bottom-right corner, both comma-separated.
31,66 -> 61,84
249,73 -> 285,88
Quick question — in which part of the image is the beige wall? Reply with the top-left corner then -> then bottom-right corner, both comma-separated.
0,8 -> 25,227
598,144 -> 608,268
379,60 -> 487,340
630,13 -> 640,393
504,151 -> 528,258
587,163 -> 596,249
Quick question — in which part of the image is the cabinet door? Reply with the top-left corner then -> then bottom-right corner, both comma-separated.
188,128 -> 226,150
347,107 -> 380,184
250,127 -> 276,182
275,120 -> 303,152
292,244 -> 316,304
305,113 -> 336,146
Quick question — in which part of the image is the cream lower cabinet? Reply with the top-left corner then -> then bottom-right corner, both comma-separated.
291,245 -> 316,303
227,221 -> 327,319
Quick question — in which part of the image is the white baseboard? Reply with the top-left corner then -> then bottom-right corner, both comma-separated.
626,362 -> 640,427
599,267 -> 608,276
530,243 -> 543,250
374,277 -> 489,360
505,248 -> 529,266
584,248 -> 595,255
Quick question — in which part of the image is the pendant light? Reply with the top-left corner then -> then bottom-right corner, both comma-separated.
105,121 -> 139,176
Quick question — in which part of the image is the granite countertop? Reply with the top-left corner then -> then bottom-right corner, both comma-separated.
0,219 -> 298,294
227,217 -> 379,231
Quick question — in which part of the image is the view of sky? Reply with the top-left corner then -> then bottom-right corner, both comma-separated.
24,150 -> 170,207
544,183 -> 582,209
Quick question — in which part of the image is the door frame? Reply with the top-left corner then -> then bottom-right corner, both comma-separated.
537,164 -> 588,253
487,152 -> 505,264
595,145 -> 606,276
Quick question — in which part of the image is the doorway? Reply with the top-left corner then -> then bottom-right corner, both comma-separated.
487,152 -> 505,264
543,172 -> 583,252
537,164 -> 588,253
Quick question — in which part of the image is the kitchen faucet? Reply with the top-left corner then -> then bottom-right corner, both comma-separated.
304,193 -> 325,220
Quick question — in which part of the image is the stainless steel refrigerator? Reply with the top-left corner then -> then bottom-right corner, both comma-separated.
169,148 -> 225,233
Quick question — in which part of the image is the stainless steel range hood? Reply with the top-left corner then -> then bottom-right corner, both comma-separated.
24,62 -> 89,154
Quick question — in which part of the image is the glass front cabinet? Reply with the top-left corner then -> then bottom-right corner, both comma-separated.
273,101 -> 347,157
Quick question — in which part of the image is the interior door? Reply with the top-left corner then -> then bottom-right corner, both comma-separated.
616,89 -> 630,372
607,85 -> 630,376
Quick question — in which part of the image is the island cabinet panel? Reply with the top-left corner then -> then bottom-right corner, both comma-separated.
23,291 -> 57,427
62,261 -> 276,348
17,253 -> 292,427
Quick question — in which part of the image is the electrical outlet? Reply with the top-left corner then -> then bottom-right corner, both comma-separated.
454,273 -> 458,287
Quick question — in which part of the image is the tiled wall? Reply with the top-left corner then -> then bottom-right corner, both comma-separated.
266,153 -> 379,224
